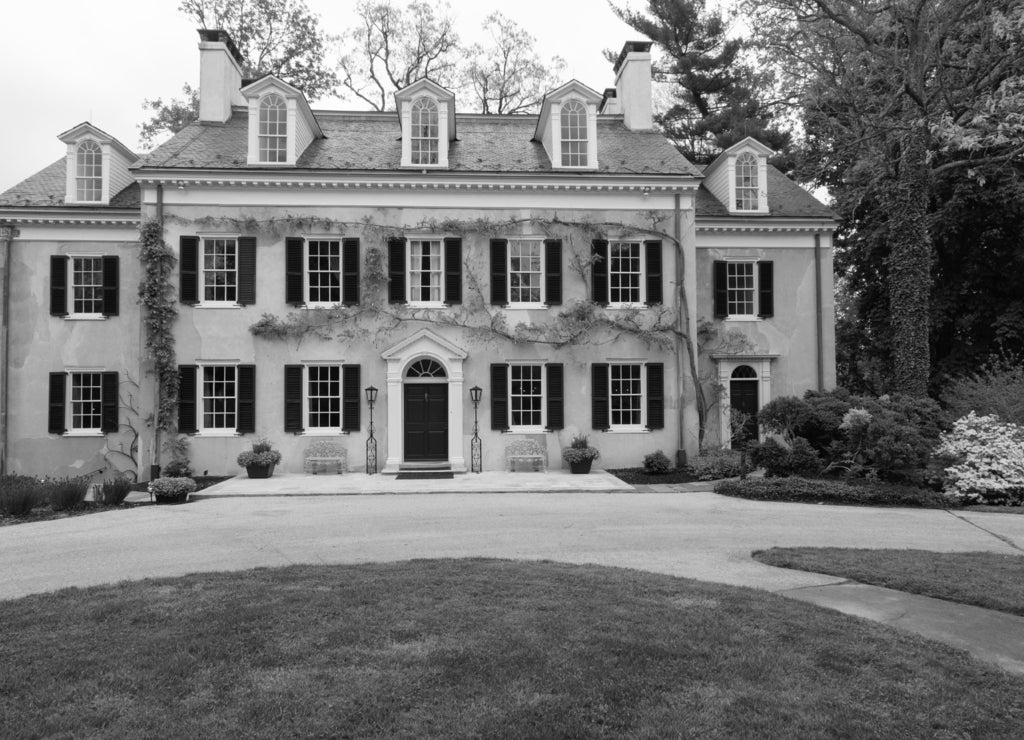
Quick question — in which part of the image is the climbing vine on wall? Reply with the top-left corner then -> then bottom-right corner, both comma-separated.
138,220 -> 178,432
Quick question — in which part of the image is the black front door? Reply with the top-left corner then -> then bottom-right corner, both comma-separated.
729,380 -> 759,446
404,383 -> 448,461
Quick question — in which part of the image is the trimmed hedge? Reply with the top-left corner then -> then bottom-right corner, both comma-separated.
714,477 -> 951,509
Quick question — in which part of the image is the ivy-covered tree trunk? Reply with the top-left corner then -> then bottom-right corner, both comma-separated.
883,128 -> 932,397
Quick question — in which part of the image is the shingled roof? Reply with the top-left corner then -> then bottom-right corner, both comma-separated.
694,166 -> 833,220
138,109 -> 703,177
0,158 -> 140,209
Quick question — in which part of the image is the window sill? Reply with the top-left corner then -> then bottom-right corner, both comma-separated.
605,427 -> 651,434
194,303 -> 243,309
302,430 -> 350,436
303,303 -> 344,310
507,426 -> 549,434
723,315 -> 763,322
63,314 -> 107,321
505,304 -> 548,311
194,430 -> 242,437
606,303 -> 647,310
62,430 -> 104,437
406,301 -> 446,309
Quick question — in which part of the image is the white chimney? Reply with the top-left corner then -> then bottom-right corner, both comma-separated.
198,29 -> 245,123
613,41 -> 653,130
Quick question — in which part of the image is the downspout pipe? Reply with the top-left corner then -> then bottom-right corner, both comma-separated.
0,221 -> 17,475
814,233 -> 824,391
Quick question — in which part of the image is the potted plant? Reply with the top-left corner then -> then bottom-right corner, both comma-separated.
237,437 -> 283,478
149,476 -> 197,504
561,433 -> 600,474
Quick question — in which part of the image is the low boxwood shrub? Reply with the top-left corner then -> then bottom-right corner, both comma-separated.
751,437 -> 823,478
642,450 -> 672,475
149,477 -> 197,499
161,458 -> 193,478
689,448 -> 742,481
46,476 -> 90,512
1,474 -> 41,516
97,475 -> 133,505
714,477 -> 951,508
934,412 -> 1024,505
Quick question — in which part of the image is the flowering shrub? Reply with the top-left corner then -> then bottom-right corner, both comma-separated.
689,448 -> 742,481
149,477 -> 197,498
934,413 -> 1024,505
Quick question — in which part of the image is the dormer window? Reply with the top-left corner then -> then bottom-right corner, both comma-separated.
75,141 -> 103,201
411,98 -> 439,165
258,94 -> 287,163
735,152 -> 758,210
560,100 -> 588,167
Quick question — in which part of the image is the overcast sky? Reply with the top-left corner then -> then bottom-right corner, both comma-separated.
0,0 -> 640,192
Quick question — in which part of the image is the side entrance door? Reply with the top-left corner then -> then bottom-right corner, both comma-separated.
729,379 -> 759,446
404,383 -> 448,461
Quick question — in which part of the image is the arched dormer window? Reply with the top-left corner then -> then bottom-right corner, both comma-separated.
560,100 -> 587,167
76,140 -> 102,202
735,152 -> 759,211
411,97 -> 439,165
259,94 -> 287,163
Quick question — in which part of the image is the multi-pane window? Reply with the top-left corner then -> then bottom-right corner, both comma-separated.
610,364 -> 643,427
411,97 -> 439,165
76,140 -> 102,201
70,372 -> 103,430
203,238 -> 237,303
308,240 -> 341,304
409,239 -> 442,302
202,365 -> 236,430
727,262 -> 756,316
510,365 -> 543,427
735,152 -> 758,210
259,94 -> 287,163
609,241 -> 642,304
308,365 -> 341,429
71,257 -> 104,314
560,100 -> 588,167
509,240 -> 543,303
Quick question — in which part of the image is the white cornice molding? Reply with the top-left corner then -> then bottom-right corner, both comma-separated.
696,220 -> 836,233
0,208 -> 139,226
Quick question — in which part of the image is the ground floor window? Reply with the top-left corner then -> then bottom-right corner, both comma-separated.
70,372 -> 103,430
48,370 -> 118,435
591,362 -> 664,431
202,365 -> 237,430
510,365 -> 544,428
308,365 -> 342,430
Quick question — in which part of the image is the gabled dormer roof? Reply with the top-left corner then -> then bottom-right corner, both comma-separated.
57,122 -> 137,161
393,78 -> 457,140
703,136 -> 775,179
240,74 -> 323,140
533,80 -> 604,142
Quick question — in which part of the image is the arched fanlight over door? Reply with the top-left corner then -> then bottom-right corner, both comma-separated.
406,359 -> 447,378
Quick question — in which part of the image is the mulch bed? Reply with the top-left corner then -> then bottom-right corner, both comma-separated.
607,468 -> 702,485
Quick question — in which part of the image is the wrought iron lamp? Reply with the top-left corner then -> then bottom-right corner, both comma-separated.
365,386 -> 378,474
470,385 -> 483,473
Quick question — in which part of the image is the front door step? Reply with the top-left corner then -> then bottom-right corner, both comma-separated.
397,462 -> 452,471
394,471 -> 456,480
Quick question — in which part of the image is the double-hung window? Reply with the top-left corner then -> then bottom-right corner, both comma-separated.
307,240 -> 340,304
259,94 -> 288,163
179,236 -> 257,307
284,364 -> 361,433
47,370 -> 118,435
490,238 -> 562,307
490,363 -> 564,432
409,239 -> 442,303
202,238 -> 237,304
76,141 -> 103,202
510,365 -> 544,428
591,239 -> 663,307
285,237 -> 360,307
177,364 -> 256,435
509,240 -> 543,304
609,241 -> 642,305
591,362 -> 665,432
735,152 -> 759,211
202,365 -> 237,430
712,260 -> 774,320
71,257 -> 104,315
388,236 -> 462,306
411,97 -> 439,165
49,255 -> 119,318
560,100 -> 588,167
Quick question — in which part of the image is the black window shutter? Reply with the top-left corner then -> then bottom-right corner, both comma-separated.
285,237 -> 304,305
490,363 -> 509,430
444,237 -> 462,304
101,372 -> 119,433
237,365 -> 256,433
50,256 -> 68,316
713,261 -> 728,318
490,239 -> 508,305
237,237 -> 257,305
645,240 -> 663,305
102,256 -> 119,316
48,372 -> 66,434
177,365 -> 197,434
342,238 -> 360,306
646,363 -> 665,430
591,363 -> 609,431
388,236 -> 406,303
592,240 -> 609,305
342,364 -> 361,432
180,236 -> 199,305
545,239 -> 563,306
284,365 -> 304,433
758,261 -> 774,318
546,363 -> 564,430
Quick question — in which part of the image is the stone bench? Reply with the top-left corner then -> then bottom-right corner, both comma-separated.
303,441 -> 347,474
505,439 -> 547,472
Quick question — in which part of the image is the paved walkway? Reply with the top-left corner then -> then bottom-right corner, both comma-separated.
9,481 -> 1024,675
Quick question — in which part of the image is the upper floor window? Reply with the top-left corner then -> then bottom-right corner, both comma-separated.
259,94 -> 287,163
203,238 -> 238,303
490,238 -> 562,307
388,236 -> 462,307
49,254 -> 119,319
285,237 -> 360,307
712,260 -> 774,320
609,241 -> 642,304
592,239 -> 663,308
411,97 -> 439,165
560,100 -> 588,167
179,236 -> 256,307
735,152 -> 759,211
76,141 -> 102,202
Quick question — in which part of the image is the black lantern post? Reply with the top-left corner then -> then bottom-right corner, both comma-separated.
365,386 -> 378,474
470,385 -> 483,473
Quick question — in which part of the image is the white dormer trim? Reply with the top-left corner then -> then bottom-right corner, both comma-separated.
241,75 -> 323,166
58,123 -> 136,206
394,79 -> 456,169
704,137 -> 774,215
534,80 -> 603,171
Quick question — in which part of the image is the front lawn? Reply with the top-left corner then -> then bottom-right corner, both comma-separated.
2,560 -> 1022,738
754,548 -> 1024,616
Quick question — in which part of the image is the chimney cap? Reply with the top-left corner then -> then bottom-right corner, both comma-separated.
197,28 -> 245,67
613,41 -> 653,73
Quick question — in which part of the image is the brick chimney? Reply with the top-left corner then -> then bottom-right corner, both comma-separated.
613,41 -> 653,130
197,29 -> 245,123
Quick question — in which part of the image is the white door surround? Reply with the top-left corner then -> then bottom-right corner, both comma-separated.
381,329 -> 469,473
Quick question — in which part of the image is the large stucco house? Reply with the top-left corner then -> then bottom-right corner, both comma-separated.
0,31 -> 836,480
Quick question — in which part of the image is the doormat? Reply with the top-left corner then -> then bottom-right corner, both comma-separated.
395,472 -> 455,480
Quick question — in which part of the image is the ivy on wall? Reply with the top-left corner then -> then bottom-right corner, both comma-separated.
138,220 -> 178,432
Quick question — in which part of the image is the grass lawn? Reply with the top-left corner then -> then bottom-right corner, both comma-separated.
2,560 -> 1023,738
754,548 -> 1024,616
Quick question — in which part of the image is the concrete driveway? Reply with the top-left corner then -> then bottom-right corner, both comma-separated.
3,491 -> 1021,601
